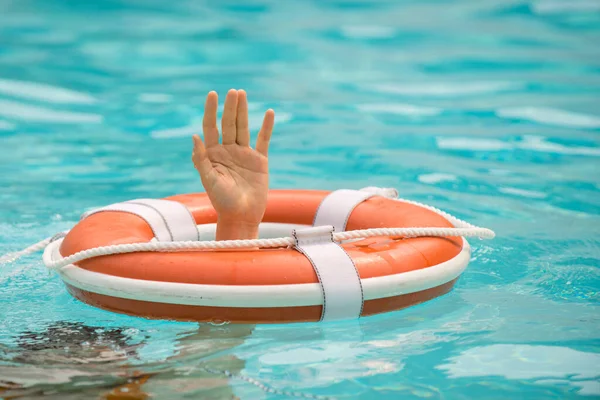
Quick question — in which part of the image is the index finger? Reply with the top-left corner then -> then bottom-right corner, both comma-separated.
202,91 -> 219,147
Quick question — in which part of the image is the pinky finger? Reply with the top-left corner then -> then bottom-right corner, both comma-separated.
255,109 -> 275,156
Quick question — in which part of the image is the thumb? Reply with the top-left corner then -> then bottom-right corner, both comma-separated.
192,134 -> 211,177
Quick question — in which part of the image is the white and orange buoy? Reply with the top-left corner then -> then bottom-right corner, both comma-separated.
43,188 -> 493,324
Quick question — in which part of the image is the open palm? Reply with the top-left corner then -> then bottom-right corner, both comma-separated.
192,90 -> 274,226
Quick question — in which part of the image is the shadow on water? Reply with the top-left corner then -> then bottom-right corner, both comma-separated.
0,321 -> 254,399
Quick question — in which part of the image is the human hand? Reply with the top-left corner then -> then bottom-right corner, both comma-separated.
192,89 -> 275,240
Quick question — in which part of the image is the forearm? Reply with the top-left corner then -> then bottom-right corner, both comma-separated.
216,218 -> 260,240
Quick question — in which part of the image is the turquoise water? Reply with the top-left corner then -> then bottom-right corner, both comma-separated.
1,0 -> 599,398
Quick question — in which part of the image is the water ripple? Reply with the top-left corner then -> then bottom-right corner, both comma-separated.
0,119 -> 15,130
531,0 -> 600,14
0,100 -> 102,124
357,103 -> 442,117
437,344 -> 600,396
437,135 -> 600,156
0,78 -> 97,104
371,81 -> 522,97
497,107 -> 600,129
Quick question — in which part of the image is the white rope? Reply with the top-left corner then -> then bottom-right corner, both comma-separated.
198,366 -> 333,399
396,198 -> 478,230
43,226 -> 493,272
1,189 -> 495,273
0,237 -> 53,265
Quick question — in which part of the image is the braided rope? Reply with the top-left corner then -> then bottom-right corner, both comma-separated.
396,198 -> 477,229
199,366 -> 332,399
43,224 -> 493,271
1,190 -> 495,272
0,237 -> 52,264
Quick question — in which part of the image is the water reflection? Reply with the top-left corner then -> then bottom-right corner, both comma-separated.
437,344 -> 600,396
1,321 -> 254,399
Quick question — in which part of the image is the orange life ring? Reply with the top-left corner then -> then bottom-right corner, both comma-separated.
48,190 -> 468,324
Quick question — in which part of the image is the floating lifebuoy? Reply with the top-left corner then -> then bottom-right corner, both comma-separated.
42,188 -> 492,324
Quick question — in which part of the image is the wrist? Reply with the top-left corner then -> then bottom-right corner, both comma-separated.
216,217 -> 260,240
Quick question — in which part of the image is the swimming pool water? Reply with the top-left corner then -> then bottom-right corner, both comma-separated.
1,0 -> 599,398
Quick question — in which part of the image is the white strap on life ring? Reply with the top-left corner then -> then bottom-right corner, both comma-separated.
293,225 -> 363,321
313,189 -> 376,232
126,199 -> 198,241
81,199 -> 198,242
